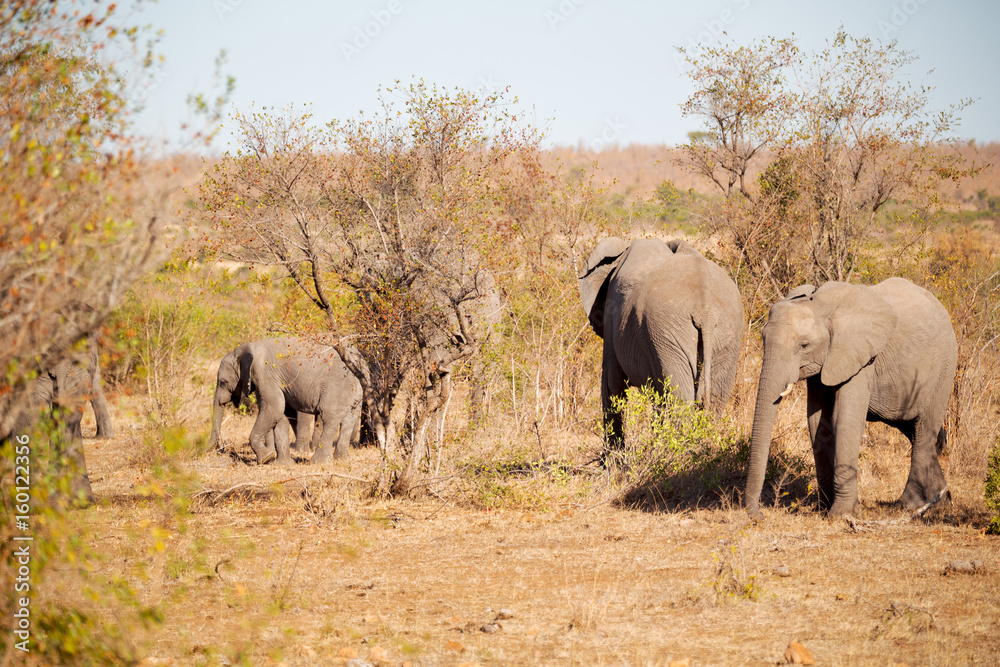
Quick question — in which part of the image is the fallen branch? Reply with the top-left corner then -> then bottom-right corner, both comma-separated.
890,600 -> 935,622
193,472 -> 373,506
404,474 -> 458,493
845,486 -> 948,532
193,482 -> 268,504
214,558 -> 231,582
274,471 -> 372,485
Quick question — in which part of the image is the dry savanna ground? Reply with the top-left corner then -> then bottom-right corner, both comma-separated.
26,142 -> 1000,666
64,386 -> 1000,667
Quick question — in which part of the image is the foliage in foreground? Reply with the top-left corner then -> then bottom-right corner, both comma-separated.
0,1 -> 161,439
0,1 -> 233,663
985,438 -> 1000,534
606,384 -> 811,511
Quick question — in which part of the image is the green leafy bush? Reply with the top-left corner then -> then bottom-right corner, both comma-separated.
606,384 -> 810,510
606,384 -> 744,508
985,438 -> 1000,534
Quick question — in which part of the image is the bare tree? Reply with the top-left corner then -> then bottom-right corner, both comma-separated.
678,37 -> 799,202
679,31 -> 978,315
202,81 -> 548,494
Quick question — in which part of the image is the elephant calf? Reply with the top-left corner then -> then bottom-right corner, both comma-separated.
745,278 -> 957,519
578,237 -> 745,447
208,338 -> 362,465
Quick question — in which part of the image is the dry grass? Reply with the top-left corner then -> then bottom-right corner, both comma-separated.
66,389 -> 1000,667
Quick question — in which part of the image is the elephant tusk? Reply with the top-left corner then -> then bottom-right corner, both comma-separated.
779,383 -> 795,399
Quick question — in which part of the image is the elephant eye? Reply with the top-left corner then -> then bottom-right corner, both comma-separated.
799,341 -> 809,350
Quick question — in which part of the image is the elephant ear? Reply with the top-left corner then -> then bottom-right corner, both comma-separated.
578,237 -> 630,338
821,285 -> 897,387
665,238 -> 701,257
236,347 -> 254,408
785,284 -> 817,301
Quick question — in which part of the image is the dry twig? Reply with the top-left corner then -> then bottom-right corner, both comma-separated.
844,486 -> 948,532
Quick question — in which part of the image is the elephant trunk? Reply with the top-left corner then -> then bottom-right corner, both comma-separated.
745,362 -> 794,518
208,388 -> 230,450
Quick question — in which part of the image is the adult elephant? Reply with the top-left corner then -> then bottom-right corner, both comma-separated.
578,237 -> 745,446
744,278 -> 957,519
84,336 -> 115,439
5,356 -> 98,506
207,338 -> 362,465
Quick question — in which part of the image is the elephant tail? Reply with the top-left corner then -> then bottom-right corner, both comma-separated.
936,426 -> 947,455
694,319 -> 713,411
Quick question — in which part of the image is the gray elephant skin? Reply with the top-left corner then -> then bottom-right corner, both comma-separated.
745,278 -> 957,519
4,356 -> 100,506
579,237 -> 745,446
208,338 -> 362,465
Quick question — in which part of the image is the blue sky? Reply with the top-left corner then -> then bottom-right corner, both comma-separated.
131,0 -> 1000,153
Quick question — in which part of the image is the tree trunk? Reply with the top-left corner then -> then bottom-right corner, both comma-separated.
391,374 -> 451,497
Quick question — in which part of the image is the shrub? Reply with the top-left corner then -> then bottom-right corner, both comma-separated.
604,384 -> 813,511
606,385 -> 745,509
985,438 -> 1000,535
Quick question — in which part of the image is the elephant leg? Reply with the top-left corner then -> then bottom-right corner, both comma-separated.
311,415 -> 323,451
711,341 -> 740,415
52,366 -> 94,506
334,409 -> 360,459
60,409 -> 94,507
807,379 -> 836,511
249,397 -> 283,465
283,408 -> 296,450
291,411 -> 315,455
898,416 -> 949,510
91,363 -> 115,439
826,379 -> 870,518
309,415 -> 337,464
661,351 -> 696,405
272,416 -> 293,466
601,351 -> 628,452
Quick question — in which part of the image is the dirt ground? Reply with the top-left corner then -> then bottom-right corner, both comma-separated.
70,420 -> 1000,667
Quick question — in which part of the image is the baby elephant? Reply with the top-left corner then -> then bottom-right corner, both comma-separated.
208,338 -> 362,465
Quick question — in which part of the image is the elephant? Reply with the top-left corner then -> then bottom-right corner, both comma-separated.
4,355 -> 99,507
744,278 -> 958,519
78,334 -> 114,439
89,356 -> 115,439
207,369 -> 337,460
207,338 -> 362,465
578,237 -> 745,447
